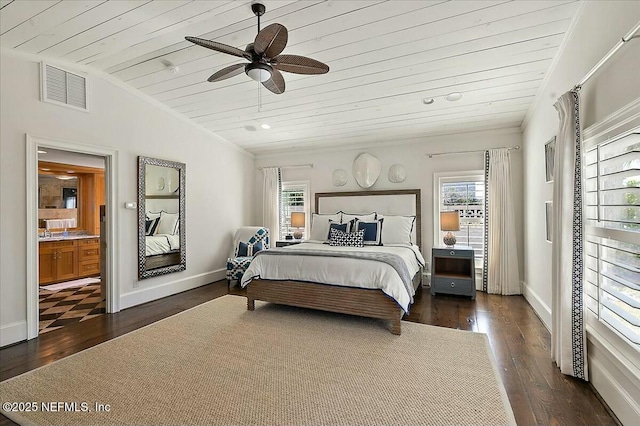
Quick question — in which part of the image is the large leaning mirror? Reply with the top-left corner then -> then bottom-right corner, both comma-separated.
138,156 -> 186,279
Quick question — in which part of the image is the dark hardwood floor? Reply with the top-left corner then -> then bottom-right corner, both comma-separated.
1,281 -> 618,426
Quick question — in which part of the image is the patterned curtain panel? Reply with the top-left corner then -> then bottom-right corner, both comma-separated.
262,167 -> 281,240
551,90 -> 588,380
482,149 -> 520,295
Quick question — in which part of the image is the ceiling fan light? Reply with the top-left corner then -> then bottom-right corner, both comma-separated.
246,63 -> 272,82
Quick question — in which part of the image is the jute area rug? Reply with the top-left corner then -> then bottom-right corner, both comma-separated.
1,295 -> 515,426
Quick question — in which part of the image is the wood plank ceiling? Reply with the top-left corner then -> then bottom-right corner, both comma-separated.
1,0 -> 581,154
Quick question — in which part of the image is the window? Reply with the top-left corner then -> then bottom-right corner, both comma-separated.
433,170 -> 484,267
280,181 -> 309,240
584,131 -> 639,349
434,172 -> 485,264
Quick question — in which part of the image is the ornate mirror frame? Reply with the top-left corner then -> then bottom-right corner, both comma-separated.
137,156 -> 186,279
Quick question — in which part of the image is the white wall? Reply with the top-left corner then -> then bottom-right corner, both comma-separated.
0,51 -> 255,346
255,128 -> 524,279
521,2 -> 640,424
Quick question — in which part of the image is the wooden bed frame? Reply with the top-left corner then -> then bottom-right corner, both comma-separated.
246,189 -> 422,335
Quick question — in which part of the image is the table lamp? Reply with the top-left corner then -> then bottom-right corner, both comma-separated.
440,211 -> 460,247
291,212 -> 305,240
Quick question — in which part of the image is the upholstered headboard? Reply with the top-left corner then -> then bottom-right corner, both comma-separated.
315,189 -> 421,248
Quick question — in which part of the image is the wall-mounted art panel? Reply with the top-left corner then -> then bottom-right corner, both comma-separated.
352,153 -> 381,188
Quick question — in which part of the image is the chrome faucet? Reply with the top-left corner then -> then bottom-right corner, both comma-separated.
42,229 -> 51,238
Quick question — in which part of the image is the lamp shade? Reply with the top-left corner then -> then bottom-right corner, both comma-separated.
291,212 -> 306,228
246,63 -> 273,82
440,211 -> 460,231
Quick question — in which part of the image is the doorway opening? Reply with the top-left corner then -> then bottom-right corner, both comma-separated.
27,134 -> 119,340
37,149 -> 105,334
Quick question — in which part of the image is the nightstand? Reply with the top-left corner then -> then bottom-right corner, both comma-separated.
431,245 -> 475,299
275,240 -> 303,247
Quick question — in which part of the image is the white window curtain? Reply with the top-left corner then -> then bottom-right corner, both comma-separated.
551,90 -> 588,380
482,148 -> 520,295
262,167 -> 281,240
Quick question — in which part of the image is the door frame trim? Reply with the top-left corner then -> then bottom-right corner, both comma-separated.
26,134 -> 119,339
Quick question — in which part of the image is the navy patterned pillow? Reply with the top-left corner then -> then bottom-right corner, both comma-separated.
329,228 -> 365,247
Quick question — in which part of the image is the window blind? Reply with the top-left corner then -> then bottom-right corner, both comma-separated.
584,131 -> 639,347
440,179 -> 485,261
280,183 -> 307,240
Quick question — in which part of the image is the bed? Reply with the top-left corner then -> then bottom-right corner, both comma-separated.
145,234 -> 180,256
144,209 -> 181,270
241,189 -> 423,335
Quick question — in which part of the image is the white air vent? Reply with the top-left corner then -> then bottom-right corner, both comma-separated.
41,63 -> 88,111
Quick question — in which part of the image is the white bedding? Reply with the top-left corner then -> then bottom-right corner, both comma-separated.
145,234 -> 180,256
241,241 -> 425,312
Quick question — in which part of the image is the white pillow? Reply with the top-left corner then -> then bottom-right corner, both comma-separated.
309,213 -> 341,241
378,215 -> 415,245
156,211 -> 179,235
146,211 -> 161,220
340,212 -> 376,223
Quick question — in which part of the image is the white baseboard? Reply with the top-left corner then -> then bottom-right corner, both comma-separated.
588,331 -> 640,425
521,280 -> 551,330
422,271 -> 431,287
120,269 -> 226,310
0,321 -> 27,347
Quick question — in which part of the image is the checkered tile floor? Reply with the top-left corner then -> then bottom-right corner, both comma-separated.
39,283 -> 105,334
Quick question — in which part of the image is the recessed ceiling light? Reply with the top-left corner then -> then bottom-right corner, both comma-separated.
445,92 -> 463,102
161,59 -> 179,74
40,168 -> 50,171
261,123 -> 271,129
66,171 -> 75,173
37,150 -> 47,154
56,176 -> 76,180
422,98 -> 435,105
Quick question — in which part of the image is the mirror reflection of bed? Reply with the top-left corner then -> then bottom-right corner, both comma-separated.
138,157 -> 186,279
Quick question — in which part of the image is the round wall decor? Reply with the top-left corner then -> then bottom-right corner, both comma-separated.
352,153 -> 381,188
388,164 -> 407,183
332,169 -> 348,186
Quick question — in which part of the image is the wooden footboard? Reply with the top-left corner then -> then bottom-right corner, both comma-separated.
246,279 -> 413,335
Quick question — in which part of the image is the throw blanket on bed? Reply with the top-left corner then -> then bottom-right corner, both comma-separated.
249,247 -> 415,298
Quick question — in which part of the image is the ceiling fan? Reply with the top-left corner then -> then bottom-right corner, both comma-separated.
184,2 -> 329,95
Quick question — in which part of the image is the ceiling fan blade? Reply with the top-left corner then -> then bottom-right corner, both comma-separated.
207,63 -> 246,82
254,23 -> 288,58
185,36 -> 251,60
272,54 -> 329,75
262,68 -> 285,94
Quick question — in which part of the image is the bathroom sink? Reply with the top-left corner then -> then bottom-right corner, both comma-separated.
38,236 -> 64,241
